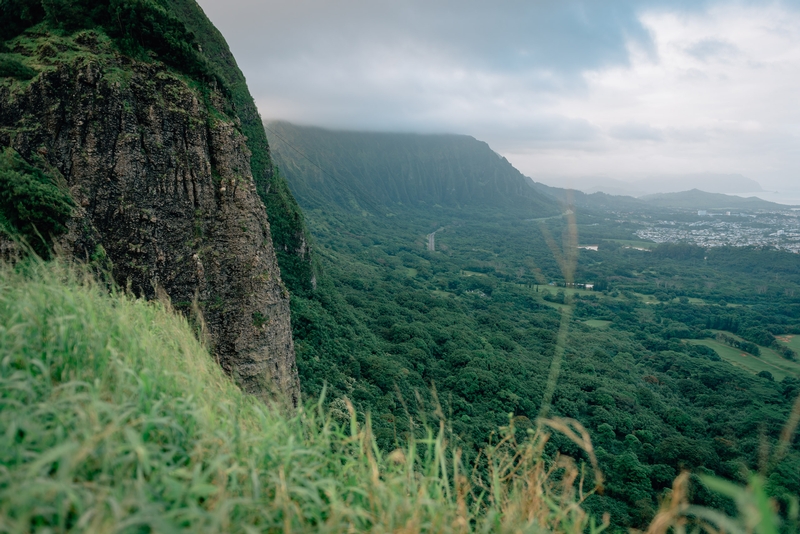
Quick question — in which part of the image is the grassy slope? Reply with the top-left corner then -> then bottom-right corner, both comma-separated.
689,339 -> 792,381
0,260 -> 607,533
777,334 -> 800,352
689,331 -> 800,381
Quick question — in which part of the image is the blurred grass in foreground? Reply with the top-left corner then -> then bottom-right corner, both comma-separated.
0,259 -> 795,533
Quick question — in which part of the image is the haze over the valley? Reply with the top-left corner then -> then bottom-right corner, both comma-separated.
196,0 -> 800,201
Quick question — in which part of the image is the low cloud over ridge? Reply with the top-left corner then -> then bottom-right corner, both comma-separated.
197,0 -> 800,191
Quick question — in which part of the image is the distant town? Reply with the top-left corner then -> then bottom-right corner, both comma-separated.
634,208 -> 800,253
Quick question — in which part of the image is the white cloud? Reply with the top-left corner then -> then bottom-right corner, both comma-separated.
685,38 -> 740,62
512,3 -> 800,189
608,122 -> 664,141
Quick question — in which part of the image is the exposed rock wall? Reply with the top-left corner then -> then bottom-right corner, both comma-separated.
0,55 -> 299,404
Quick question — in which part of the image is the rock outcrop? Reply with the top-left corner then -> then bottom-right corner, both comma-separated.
0,42 -> 299,404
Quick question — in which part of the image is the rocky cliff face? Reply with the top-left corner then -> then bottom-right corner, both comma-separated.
169,0 -> 318,298
0,38 -> 299,404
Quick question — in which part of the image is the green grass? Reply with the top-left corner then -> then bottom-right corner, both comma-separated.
690,339 -> 779,378
777,334 -> 800,353
757,346 -> 800,380
708,330 -> 800,380
688,338 -> 800,381
632,292 -> 659,304
583,320 -> 612,329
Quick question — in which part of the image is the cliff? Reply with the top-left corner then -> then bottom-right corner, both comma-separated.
0,9 -> 300,403
168,0 -> 317,296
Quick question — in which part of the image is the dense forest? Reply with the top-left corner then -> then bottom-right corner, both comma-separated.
271,123 -> 800,530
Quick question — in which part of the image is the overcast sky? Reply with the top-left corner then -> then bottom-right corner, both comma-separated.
196,0 -> 800,191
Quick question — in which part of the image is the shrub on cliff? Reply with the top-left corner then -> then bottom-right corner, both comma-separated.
0,53 -> 36,79
0,0 -> 224,89
0,147 -> 73,257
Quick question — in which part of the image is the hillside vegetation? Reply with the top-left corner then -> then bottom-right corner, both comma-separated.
272,126 -> 800,530
639,190 -> 789,211
529,182 -> 791,212
267,121 -> 557,216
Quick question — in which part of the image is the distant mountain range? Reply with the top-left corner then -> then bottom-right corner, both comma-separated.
528,181 -> 643,211
640,189 -> 791,210
533,173 -> 764,197
266,122 -> 792,216
265,122 -> 557,216
530,182 -> 794,211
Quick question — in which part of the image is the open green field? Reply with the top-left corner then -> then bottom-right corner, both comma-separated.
584,319 -> 612,329
757,346 -> 800,378
776,334 -> 800,352
538,299 -> 569,311
632,292 -> 659,304
708,330 -> 800,375
689,338 -> 800,381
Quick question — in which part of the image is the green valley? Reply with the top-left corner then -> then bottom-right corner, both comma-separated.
271,121 -> 800,530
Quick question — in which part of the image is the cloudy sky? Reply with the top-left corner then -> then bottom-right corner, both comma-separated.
196,0 -> 800,191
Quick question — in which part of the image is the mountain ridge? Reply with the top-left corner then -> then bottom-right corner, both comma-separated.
532,173 -> 765,197
640,189 -> 794,210
267,121 -> 558,216
529,180 -> 794,212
